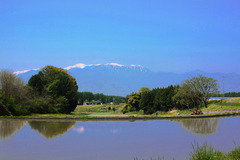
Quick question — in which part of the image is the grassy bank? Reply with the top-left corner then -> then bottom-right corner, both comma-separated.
1,98 -> 240,120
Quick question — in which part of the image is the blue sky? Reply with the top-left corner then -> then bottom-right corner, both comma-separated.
0,0 -> 240,73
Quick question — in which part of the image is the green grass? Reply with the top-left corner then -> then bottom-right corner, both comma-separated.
189,143 -> 240,160
135,143 -> 240,160
73,103 -> 125,114
222,98 -> 240,103
227,144 -> 240,159
189,143 -> 226,160
178,108 -> 196,115
202,98 -> 240,112
127,110 -> 145,115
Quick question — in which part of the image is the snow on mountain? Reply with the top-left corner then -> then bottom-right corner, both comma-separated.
64,63 -> 145,71
14,63 -> 146,76
13,63 -> 240,96
13,68 -> 40,75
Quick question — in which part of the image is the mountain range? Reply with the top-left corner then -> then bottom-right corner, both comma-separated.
14,63 -> 240,96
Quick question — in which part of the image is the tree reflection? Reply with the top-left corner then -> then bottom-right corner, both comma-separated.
28,120 -> 76,138
0,120 -> 26,140
176,118 -> 220,136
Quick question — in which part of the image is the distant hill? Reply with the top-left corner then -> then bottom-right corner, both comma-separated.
14,63 -> 240,96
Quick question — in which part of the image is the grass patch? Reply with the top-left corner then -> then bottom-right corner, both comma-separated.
189,142 -> 226,160
136,143 -> 240,160
203,99 -> 240,112
227,144 -> 240,159
222,98 -> 240,103
74,103 -> 125,114
189,143 -> 240,160
178,108 -> 195,115
128,110 -> 145,115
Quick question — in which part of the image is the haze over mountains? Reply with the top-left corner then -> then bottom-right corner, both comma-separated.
14,63 -> 240,96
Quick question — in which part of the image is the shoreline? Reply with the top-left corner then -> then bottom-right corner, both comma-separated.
1,112 -> 240,121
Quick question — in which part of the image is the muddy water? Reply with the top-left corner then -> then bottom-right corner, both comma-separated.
0,116 -> 239,160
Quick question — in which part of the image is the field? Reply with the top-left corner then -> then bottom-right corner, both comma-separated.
203,98 -> 240,112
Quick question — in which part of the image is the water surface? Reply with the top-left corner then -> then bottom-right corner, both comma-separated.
0,117 -> 240,160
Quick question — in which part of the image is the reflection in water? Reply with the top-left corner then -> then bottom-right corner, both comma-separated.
0,120 -> 26,140
176,118 -> 220,136
73,126 -> 85,133
29,120 -> 76,138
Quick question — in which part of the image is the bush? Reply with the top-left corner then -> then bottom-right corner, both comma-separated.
29,98 -> 51,114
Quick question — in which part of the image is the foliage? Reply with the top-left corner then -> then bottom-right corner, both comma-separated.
197,75 -> 219,108
139,87 -> 151,93
0,71 -> 31,116
122,92 -> 142,113
173,83 -> 202,109
174,75 -> 219,110
78,92 -> 126,105
123,75 -> 218,114
123,85 -> 179,114
215,92 -> 240,97
153,85 -> 178,112
28,65 -> 78,114
139,90 -> 155,114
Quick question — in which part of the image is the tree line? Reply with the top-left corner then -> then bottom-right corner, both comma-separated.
123,75 -> 219,114
0,66 -> 78,116
0,70 -> 222,116
78,92 -> 126,105
215,92 -> 240,97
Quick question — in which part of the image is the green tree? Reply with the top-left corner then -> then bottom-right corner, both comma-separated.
0,71 -> 30,115
28,66 -> 78,114
196,75 -> 219,108
139,90 -> 155,114
153,85 -> 178,112
122,92 -> 141,113
139,87 -> 151,93
174,75 -> 218,109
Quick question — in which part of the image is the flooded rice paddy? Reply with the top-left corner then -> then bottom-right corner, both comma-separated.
0,116 -> 240,160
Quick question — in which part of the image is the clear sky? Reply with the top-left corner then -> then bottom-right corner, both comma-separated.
0,0 -> 240,73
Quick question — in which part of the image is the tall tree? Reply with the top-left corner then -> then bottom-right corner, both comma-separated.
195,75 -> 219,108
0,71 -> 30,115
28,66 -> 78,113
174,75 -> 219,109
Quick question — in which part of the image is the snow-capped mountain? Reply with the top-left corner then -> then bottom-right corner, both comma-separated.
14,63 -> 240,96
